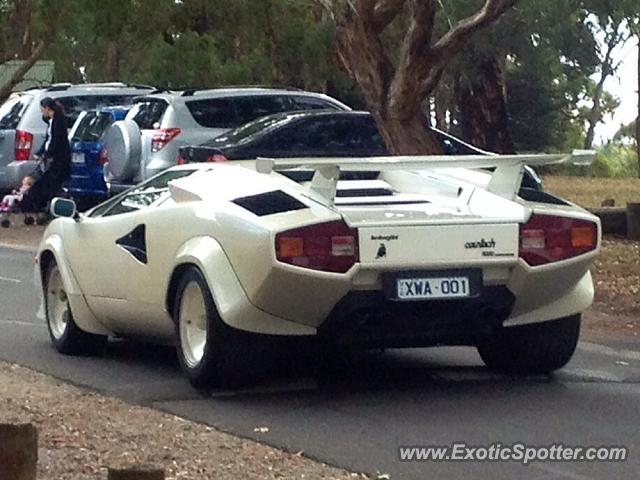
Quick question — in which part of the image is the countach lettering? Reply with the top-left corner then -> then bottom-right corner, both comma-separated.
465,238 -> 496,249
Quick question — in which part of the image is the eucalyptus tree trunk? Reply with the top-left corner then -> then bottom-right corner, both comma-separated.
318,0 -> 518,155
454,56 -> 515,153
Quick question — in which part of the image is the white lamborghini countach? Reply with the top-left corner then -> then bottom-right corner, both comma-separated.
37,152 -> 601,388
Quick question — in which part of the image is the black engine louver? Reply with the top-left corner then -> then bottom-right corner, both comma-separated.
233,191 -> 308,216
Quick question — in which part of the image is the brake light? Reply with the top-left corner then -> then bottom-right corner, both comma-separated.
276,221 -> 359,273
207,154 -> 227,163
519,214 -> 598,266
15,130 -> 33,161
98,148 -> 108,166
151,128 -> 181,152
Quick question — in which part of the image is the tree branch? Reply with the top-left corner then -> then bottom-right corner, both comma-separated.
371,0 -> 406,33
388,0 -> 437,116
0,41 -> 46,103
417,0 -> 517,98
431,0 -> 517,61
332,0 -> 394,109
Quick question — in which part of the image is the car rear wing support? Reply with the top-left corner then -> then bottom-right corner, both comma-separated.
255,150 -> 595,205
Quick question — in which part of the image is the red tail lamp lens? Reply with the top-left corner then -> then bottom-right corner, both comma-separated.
276,221 -> 358,273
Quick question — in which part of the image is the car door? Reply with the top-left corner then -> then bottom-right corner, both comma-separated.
64,170 -> 190,333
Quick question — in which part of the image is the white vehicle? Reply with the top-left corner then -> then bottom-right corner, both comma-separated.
36,152 -> 600,388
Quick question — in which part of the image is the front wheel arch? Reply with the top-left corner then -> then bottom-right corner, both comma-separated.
166,262 -> 200,322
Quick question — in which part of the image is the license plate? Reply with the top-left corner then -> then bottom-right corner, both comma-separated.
72,152 -> 85,164
384,269 -> 482,301
397,276 -> 471,300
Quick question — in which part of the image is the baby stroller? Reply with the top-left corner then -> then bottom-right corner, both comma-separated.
0,158 -> 65,228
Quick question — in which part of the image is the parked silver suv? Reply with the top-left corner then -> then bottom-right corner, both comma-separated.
0,83 -> 154,192
103,87 -> 351,193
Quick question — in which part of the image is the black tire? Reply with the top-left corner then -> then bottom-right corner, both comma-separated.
24,216 -> 34,225
477,315 -> 581,374
173,267 -> 252,389
1,218 -> 9,228
44,259 -> 107,355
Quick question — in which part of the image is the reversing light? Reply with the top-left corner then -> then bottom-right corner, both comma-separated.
151,128 -> 181,152
276,221 -> 359,273
519,214 -> 598,266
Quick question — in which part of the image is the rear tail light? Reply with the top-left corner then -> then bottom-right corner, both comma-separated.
276,221 -> 359,273
519,214 -> 598,266
15,130 -> 33,161
98,148 -> 108,166
176,151 -> 187,165
207,154 -> 227,163
151,128 -> 181,153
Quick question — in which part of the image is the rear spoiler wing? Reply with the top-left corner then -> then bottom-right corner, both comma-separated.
252,150 -> 594,204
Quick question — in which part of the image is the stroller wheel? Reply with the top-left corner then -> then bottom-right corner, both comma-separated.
36,214 -> 50,226
1,218 -> 9,228
24,216 -> 35,226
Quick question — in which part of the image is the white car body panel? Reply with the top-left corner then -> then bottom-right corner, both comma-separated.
36,153 -> 601,345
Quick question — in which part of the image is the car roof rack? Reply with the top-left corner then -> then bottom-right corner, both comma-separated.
45,83 -> 73,91
127,83 -> 155,90
180,85 -> 303,97
181,88 -> 201,97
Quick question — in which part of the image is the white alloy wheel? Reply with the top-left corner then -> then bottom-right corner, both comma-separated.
47,265 -> 69,340
179,281 -> 209,368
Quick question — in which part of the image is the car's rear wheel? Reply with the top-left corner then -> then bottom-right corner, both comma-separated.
173,267 -> 246,389
477,315 -> 581,374
45,260 -> 106,355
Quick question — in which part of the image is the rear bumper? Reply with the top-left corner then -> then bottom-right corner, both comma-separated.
68,172 -> 107,197
318,286 -> 515,348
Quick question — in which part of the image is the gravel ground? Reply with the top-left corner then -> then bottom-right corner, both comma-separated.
0,362 -> 364,480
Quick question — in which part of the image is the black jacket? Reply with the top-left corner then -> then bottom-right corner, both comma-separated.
38,111 -> 71,180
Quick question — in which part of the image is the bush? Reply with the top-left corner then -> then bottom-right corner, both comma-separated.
544,144 -> 639,178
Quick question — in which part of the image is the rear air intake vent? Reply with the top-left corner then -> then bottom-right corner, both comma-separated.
233,191 -> 308,216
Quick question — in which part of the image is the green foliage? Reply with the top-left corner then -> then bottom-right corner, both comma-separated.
0,0 -> 638,163
546,143 -> 639,177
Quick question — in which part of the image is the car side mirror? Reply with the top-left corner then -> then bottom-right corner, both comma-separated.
50,198 -> 77,219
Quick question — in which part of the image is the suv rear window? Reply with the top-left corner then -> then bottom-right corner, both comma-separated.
130,100 -> 168,129
58,95 -> 140,124
186,95 -> 340,130
0,96 -> 31,129
70,112 -> 113,142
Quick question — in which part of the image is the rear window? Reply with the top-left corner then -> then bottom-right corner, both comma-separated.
70,112 -> 113,142
130,100 -> 168,129
186,94 -> 345,130
57,95 -> 141,125
0,96 -> 30,129
186,95 -> 317,129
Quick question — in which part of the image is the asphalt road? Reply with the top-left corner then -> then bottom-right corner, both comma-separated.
1,245 -> 639,479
